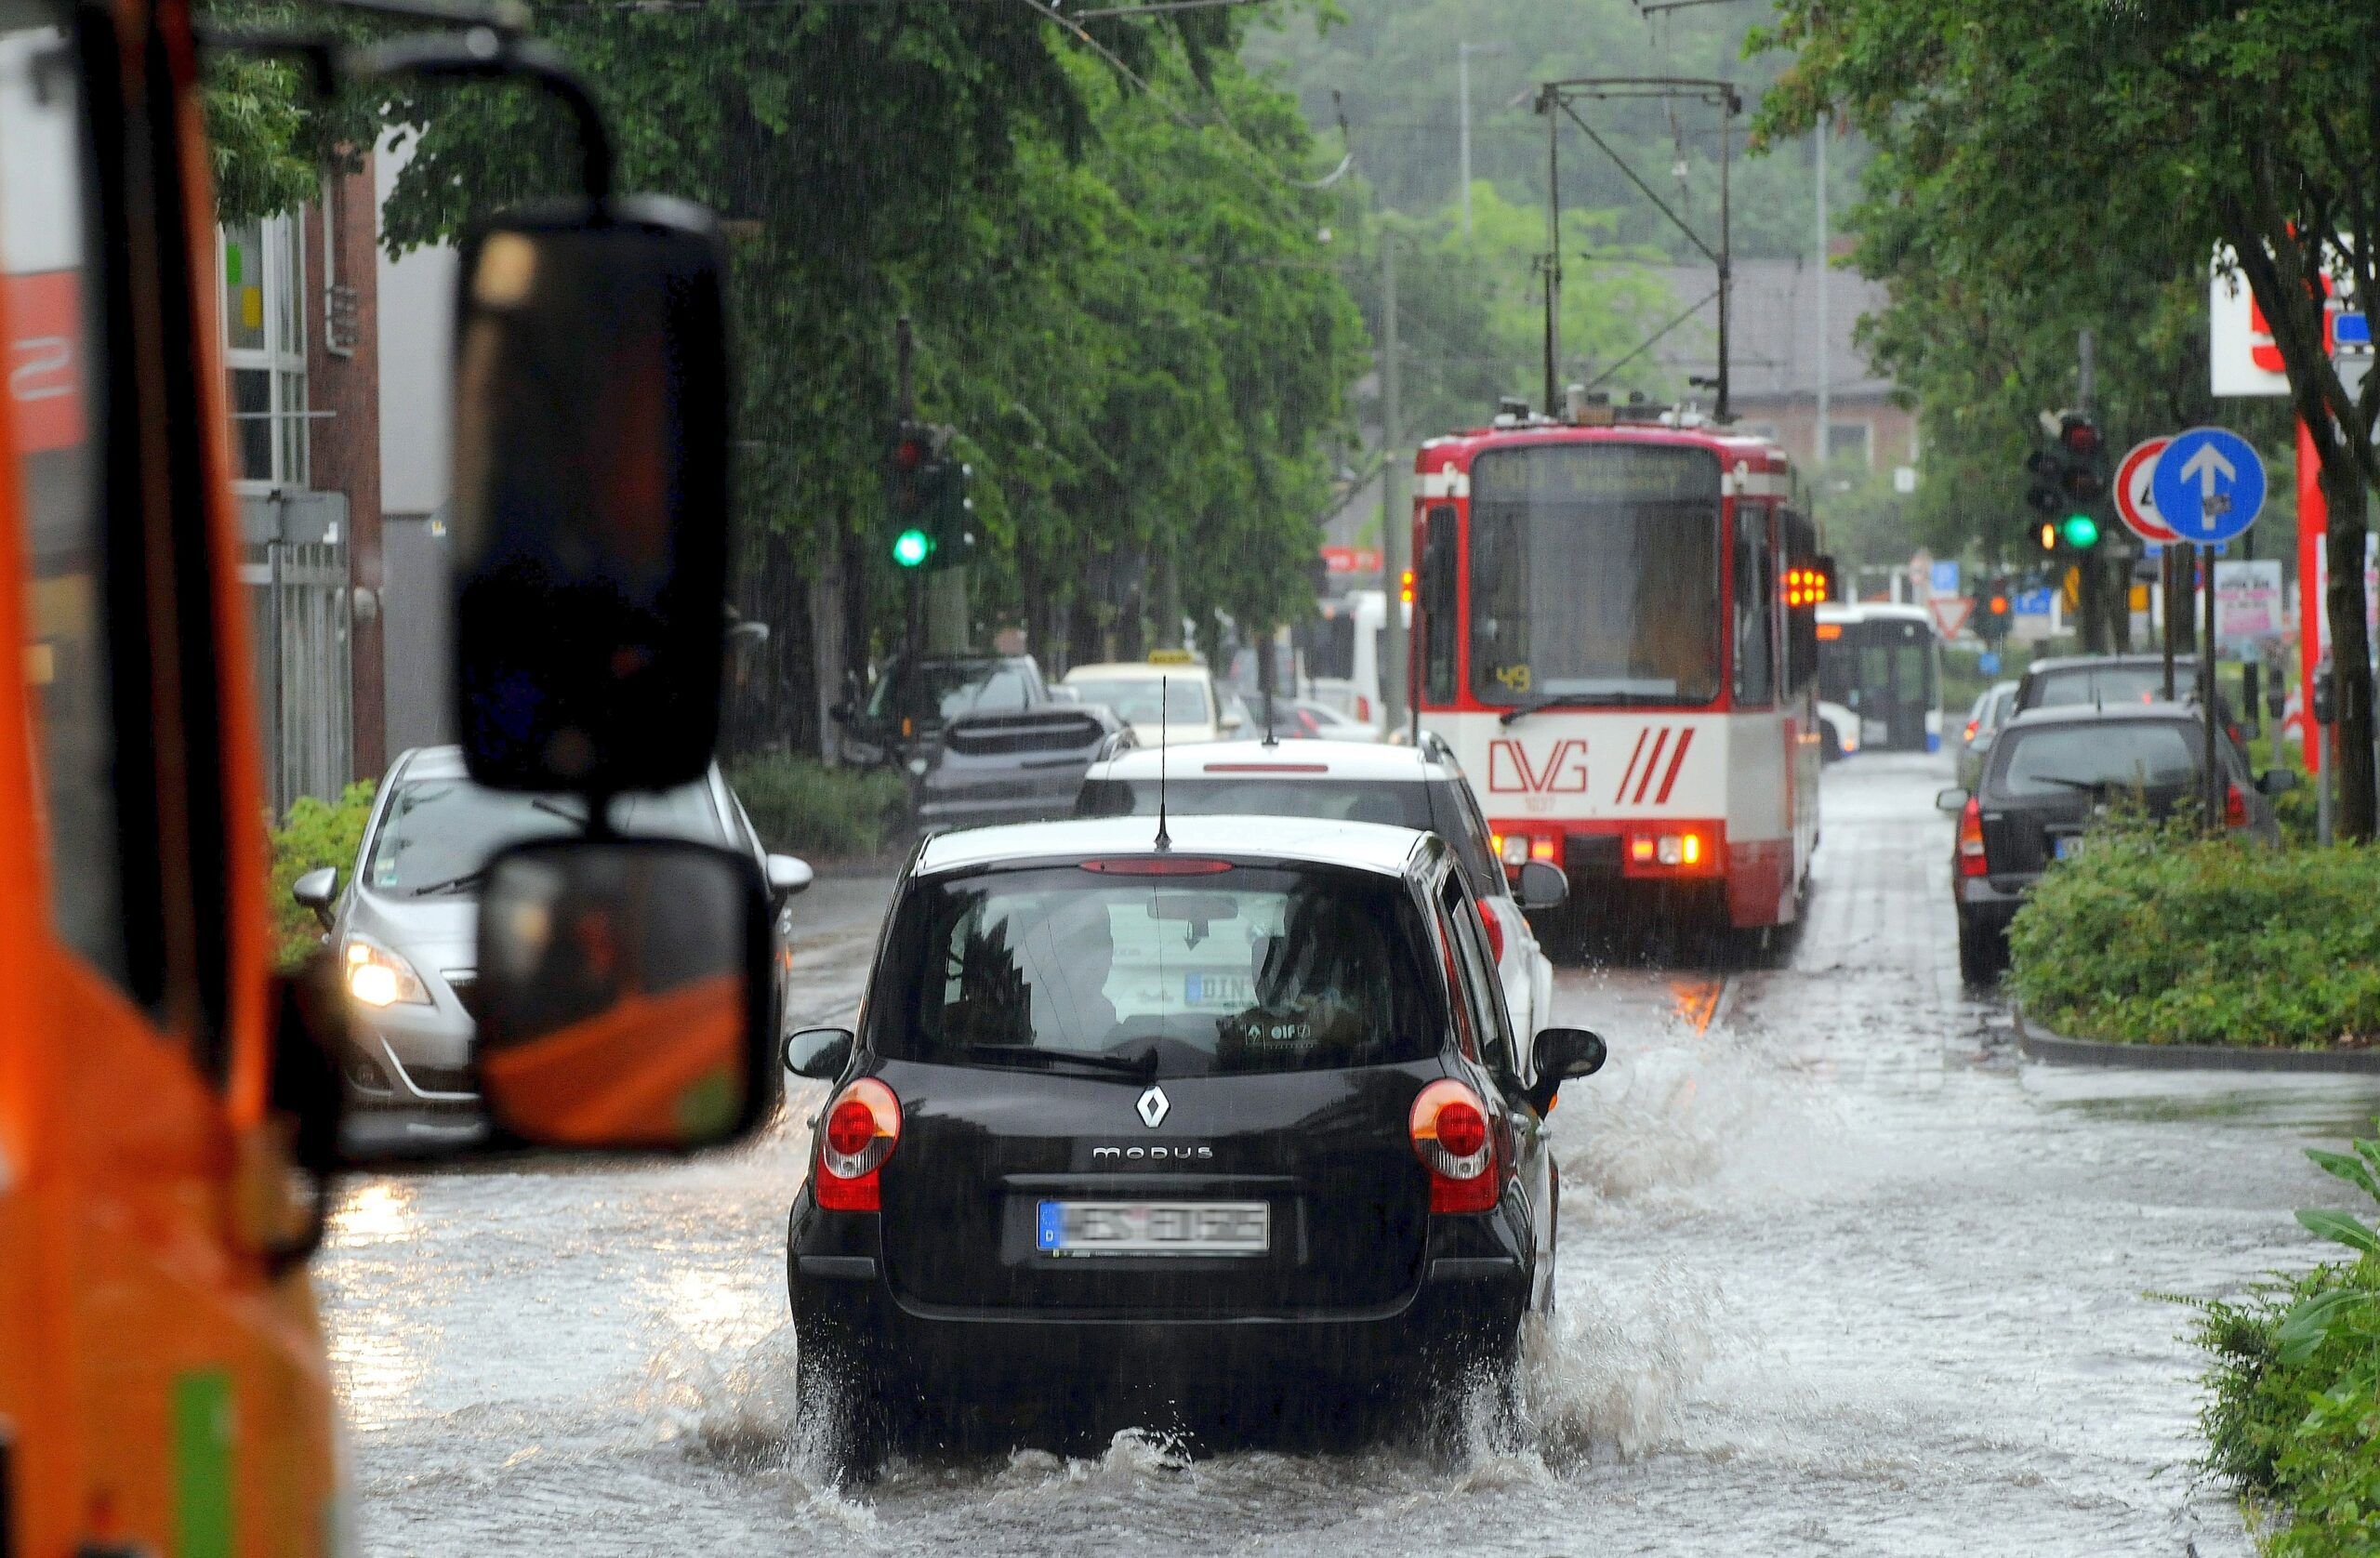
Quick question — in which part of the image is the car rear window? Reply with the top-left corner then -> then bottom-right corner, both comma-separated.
1993,723 -> 2198,799
873,864 -> 1439,1076
2025,666 -> 2167,709
1077,775 -> 1430,829
1066,678 -> 1211,725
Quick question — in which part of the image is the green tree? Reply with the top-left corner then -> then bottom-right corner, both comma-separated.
1755,0 -> 2380,837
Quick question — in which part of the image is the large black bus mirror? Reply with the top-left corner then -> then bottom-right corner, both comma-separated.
449,197 -> 732,793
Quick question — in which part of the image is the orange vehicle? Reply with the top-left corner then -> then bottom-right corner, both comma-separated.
0,2 -> 768,1553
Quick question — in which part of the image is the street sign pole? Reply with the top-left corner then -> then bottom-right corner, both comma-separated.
2202,544 -> 2221,832
2161,547 -> 2177,700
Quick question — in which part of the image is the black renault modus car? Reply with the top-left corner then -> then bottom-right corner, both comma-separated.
782,814 -> 1604,1470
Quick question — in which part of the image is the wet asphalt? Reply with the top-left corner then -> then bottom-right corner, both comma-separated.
320,752 -> 2368,1556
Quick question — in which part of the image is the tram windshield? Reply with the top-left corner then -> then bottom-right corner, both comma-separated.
1464,443 -> 1723,706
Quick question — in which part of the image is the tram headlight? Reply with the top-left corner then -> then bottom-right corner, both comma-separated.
1500,834 -> 1527,866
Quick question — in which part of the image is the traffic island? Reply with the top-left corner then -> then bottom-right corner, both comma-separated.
2003,812 -> 2380,1064
2014,1009 -> 2380,1074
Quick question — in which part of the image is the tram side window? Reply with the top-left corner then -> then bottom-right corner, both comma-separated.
2,11 -> 130,988
1732,507 -> 1774,706
1420,503 -> 1457,704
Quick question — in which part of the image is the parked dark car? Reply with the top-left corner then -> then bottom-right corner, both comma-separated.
833,654 -> 1051,766
910,702 -> 1130,834
780,814 -> 1603,1472
2014,652 -> 2241,737
1937,704 -> 2291,984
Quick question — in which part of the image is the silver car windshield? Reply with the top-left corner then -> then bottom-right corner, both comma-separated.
363,778 -> 722,896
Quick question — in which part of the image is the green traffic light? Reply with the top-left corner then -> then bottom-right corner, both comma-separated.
2058,512 -> 2099,549
892,527 -> 932,568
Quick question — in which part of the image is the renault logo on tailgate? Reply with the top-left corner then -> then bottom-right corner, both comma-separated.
1136,1085 -> 1170,1128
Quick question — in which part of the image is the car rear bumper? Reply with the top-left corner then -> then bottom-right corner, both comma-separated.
1953,873 -> 2030,931
788,1196 -> 1529,1393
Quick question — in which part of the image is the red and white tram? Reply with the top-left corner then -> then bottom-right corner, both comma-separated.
1408,414 -> 1831,931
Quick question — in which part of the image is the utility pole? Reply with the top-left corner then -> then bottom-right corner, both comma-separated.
1540,95 -> 1561,413
1382,231 -> 1408,733
1813,112 -> 1829,471
2075,329 -> 2104,653
1458,42 -> 1510,238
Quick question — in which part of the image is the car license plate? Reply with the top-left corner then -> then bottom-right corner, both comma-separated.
1037,1200 -> 1269,1257
2054,835 -> 2084,860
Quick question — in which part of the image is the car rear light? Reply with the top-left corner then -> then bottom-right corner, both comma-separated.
816,1078 -> 901,1211
1356,696 -> 1371,721
2226,782 -> 2248,829
1964,719 -> 1979,743
1476,900 -> 1505,963
1410,1079 -> 1497,1213
1958,796 -> 1989,878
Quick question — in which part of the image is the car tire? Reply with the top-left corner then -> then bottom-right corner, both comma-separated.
1820,724 -> 1843,763
793,1327 -> 892,1483
1955,911 -> 2005,986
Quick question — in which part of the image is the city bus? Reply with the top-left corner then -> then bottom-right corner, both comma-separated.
1816,601 -> 1943,753
1407,413 -> 1829,932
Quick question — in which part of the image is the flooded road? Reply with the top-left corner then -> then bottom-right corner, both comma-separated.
320,754 -> 2371,1555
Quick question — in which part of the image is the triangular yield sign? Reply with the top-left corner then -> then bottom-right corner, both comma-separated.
1929,596 -> 1975,639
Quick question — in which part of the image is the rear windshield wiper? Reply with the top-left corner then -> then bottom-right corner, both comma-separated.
2027,775 -> 2161,795
954,1043 -> 1157,1080
1499,690 -> 1677,726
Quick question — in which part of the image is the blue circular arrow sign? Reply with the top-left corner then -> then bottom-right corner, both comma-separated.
2150,426 -> 2266,545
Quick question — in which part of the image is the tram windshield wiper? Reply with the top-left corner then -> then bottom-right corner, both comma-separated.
1499,690 -> 1678,726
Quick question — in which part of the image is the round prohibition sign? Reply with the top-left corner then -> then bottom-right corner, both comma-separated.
2114,437 -> 2177,543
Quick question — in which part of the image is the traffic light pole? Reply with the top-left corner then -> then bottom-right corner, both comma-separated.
896,317 -> 923,760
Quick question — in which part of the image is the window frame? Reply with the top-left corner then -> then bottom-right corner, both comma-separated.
217,211 -> 307,491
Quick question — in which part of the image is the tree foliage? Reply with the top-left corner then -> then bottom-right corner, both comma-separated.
1754,0 -> 2380,837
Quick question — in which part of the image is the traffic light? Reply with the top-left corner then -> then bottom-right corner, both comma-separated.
885,422 -> 975,571
1979,579 -> 2013,643
2025,411 -> 2108,553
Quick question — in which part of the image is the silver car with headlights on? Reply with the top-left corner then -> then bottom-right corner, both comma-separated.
293,745 -> 811,1113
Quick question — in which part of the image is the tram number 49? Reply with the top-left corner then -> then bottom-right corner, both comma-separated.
1488,738 -> 1588,798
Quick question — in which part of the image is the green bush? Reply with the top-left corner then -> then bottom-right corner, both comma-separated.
2194,1124 -> 2380,1556
2005,812 -> 2380,1049
727,756 -> 908,861
267,780 -> 376,970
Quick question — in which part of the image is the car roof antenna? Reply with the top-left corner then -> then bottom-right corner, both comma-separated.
1154,675 -> 1172,852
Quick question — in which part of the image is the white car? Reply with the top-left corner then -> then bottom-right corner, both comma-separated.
1063,659 -> 1240,746
1075,737 -> 1561,1044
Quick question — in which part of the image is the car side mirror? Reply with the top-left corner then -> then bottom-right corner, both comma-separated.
470,837 -> 774,1152
2258,769 -> 2300,797
784,1026 -> 853,1080
1527,1025 -> 1606,1115
449,197 -> 731,794
292,865 -> 338,928
1220,709 -> 1245,733
765,852 -> 813,900
1935,786 -> 1970,812
1514,859 -> 1568,911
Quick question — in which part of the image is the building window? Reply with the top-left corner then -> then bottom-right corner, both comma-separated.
219,214 -> 307,487
1825,420 -> 1872,468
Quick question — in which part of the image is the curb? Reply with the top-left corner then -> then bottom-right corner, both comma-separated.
2014,1010 -> 2380,1074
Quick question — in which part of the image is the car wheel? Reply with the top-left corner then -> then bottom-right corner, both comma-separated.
1820,724 -> 1843,762
793,1327 -> 891,1484
1955,911 -> 2005,986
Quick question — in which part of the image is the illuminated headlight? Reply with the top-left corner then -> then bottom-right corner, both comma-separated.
344,938 -> 430,1008
1657,835 -> 1684,865
1501,835 -> 1528,866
